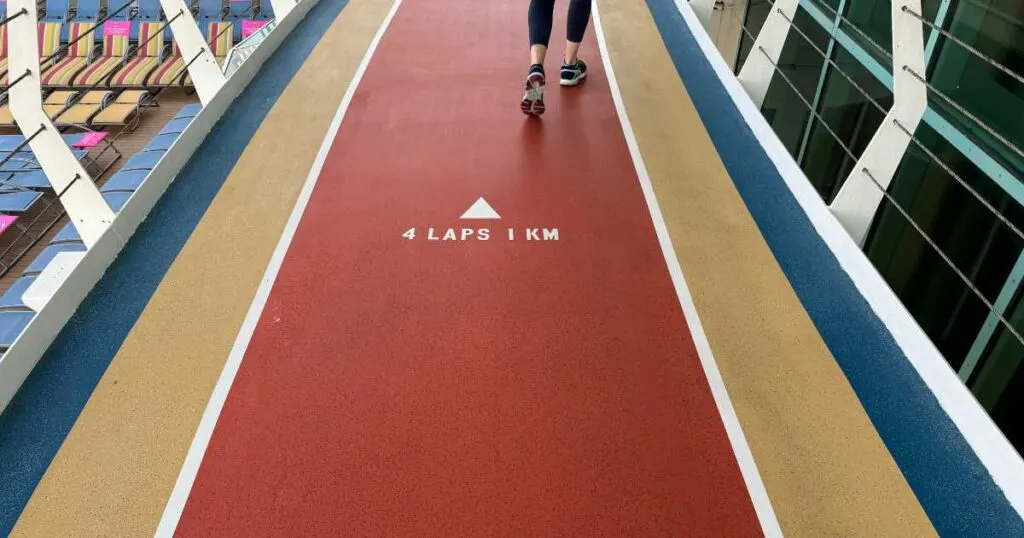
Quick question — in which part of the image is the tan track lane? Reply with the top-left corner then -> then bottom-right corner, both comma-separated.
596,0 -> 935,535
12,1 -> 396,535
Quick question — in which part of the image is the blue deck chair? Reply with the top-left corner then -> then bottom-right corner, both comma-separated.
0,311 -> 35,350
143,133 -> 180,152
138,0 -> 162,20
228,0 -> 254,41
0,277 -> 38,310
71,0 -> 104,42
259,0 -> 273,19
24,243 -> 87,277
6,170 -> 53,190
73,0 -> 102,19
103,190 -> 133,212
101,169 -> 149,193
0,134 -> 85,151
121,150 -> 165,172
0,191 -> 43,213
52,222 -> 81,244
41,0 -> 69,22
160,117 -> 194,135
198,0 -> 224,22
175,104 -> 203,119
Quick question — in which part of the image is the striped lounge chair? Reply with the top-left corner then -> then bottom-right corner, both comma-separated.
40,22 -> 97,88
71,22 -> 131,87
1,22 -> 62,86
147,41 -> 186,88
110,22 -> 164,87
150,23 -> 233,88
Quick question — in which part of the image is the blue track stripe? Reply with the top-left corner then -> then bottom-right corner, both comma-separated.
643,0 -> 1023,535
0,0 -> 350,531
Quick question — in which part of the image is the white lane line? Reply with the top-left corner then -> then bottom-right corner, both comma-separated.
153,1 -> 405,534
591,2 -> 783,535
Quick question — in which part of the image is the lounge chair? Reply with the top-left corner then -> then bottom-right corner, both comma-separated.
0,311 -> 34,350
42,90 -> 81,119
70,21 -> 131,87
1,22 -> 63,86
147,42 -> 187,88
109,22 -> 165,88
39,22 -> 97,88
0,276 -> 37,311
91,90 -> 152,130
54,90 -> 113,125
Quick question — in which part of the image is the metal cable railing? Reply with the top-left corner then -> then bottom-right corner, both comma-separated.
0,7 -> 29,28
0,169 -> 87,278
764,4 -> 1024,246
728,3 -> 1024,350
902,6 -> 1024,88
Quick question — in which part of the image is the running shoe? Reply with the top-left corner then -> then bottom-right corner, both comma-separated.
521,66 -> 546,116
560,59 -> 587,86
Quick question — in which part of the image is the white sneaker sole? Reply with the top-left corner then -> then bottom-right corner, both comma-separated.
559,71 -> 587,87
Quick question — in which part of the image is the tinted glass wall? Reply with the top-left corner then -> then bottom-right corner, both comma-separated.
747,0 -> 1024,454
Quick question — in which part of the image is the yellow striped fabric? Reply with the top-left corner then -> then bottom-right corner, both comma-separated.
38,22 -> 63,57
208,22 -> 234,59
110,23 -> 165,87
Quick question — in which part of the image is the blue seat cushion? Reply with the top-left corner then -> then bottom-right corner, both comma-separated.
0,311 -> 35,349
0,134 -> 84,152
121,150 -> 165,172
103,191 -> 133,212
8,170 -> 52,190
24,243 -> 87,276
143,133 -> 180,152
0,191 -> 42,213
52,222 -> 81,244
0,277 -> 37,310
175,103 -> 203,119
101,170 -> 149,193
159,117 -> 193,135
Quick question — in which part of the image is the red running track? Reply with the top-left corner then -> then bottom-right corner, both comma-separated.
175,0 -> 762,535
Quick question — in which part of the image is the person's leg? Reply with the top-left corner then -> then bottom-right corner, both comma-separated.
564,0 -> 592,64
528,0 -> 555,66
560,0 -> 592,86
523,0 -> 556,115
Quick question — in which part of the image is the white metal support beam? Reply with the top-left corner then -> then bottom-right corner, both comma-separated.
269,0 -> 298,19
689,0 -> 716,27
159,0 -> 227,104
829,0 -> 927,245
736,0 -> 798,107
7,0 -> 115,249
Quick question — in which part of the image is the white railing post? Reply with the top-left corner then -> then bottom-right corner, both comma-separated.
830,0 -> 927,245
736,0 -> 798,107
159,1 -> 227,104
7,0 -> 116,249
689,0 -> 717,26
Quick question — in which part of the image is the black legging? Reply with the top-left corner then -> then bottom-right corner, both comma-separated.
529,0 -> 593,47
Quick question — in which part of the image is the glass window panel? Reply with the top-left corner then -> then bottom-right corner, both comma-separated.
971,288 -> 1024,454
799,47 -> 891,201
737,0 -> 773,72
928,0 -> 1024,180
865,123 -> 1024,367
761,9 -> 832,154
